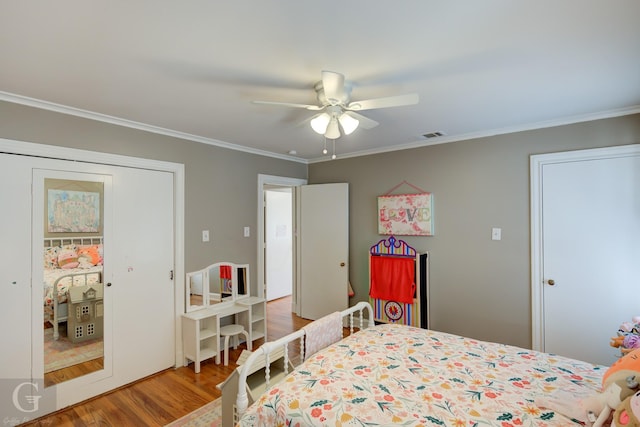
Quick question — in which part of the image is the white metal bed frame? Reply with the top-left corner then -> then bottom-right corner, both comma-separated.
44,236 -> 103,340
234,301 -> 375,420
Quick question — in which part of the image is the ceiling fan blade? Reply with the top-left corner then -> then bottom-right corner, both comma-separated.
345,111 -> 379,130
321,71 -> 346,105
347,93 -> 419,111
252,100 -> 323,111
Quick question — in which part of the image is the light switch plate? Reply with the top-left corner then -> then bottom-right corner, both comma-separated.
243,226 -> 250,237
491,227 -> 501,241
202,230 -> 210,242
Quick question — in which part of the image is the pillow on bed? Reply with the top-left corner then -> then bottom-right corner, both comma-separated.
78,245 -> 101,268
44,246 -> 60,269
58,247 -> 79,269
96,244 -> 103,265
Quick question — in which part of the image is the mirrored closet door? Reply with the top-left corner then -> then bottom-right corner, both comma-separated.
32,170 -> 113,389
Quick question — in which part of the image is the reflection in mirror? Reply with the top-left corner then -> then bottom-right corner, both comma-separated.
187,270 -> 206,310
43,237 -> 105,387
43,179 -> 105,388
208,264 -> 250,305
185,262 -> 251,312
208,264 -> 224,304
237,267 -> 248,298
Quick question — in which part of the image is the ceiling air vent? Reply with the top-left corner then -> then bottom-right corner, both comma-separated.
422,131 -> 446,139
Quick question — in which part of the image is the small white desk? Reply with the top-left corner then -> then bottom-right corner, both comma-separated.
182,296 -> 266,373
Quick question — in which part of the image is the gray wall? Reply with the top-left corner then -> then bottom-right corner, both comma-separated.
0,101 -> 307,294
309,114 -> 640,349
3,99 -> 639,350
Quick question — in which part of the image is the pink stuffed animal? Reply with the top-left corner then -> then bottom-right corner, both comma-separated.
57,247 -> 79,269
77,245 -> 101,267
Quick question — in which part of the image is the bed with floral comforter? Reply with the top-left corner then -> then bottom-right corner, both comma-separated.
238,323 -> 605,426
43,266 -> 102,307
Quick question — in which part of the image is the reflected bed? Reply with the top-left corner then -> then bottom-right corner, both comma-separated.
43,237 -> 103,340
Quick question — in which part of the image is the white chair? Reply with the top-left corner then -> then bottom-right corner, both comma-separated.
220,324 -> 251,366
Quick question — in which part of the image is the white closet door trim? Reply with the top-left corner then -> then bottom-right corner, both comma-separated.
529,143 -> 640,352
0,137 -> 186,365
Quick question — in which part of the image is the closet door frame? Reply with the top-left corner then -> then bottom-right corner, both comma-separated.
0,138 -> 186,367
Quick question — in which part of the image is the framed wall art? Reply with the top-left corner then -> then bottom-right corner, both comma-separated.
377,184 -> 433,236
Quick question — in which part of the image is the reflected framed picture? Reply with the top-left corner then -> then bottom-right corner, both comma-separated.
377,193 -> 434,236
46,179 -> 103,234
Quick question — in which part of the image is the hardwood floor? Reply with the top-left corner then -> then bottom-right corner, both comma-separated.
45,357 -> 104,387
24,296 -> 310,427
43,322 -> 104,387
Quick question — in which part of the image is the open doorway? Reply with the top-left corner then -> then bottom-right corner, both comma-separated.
265,186 -> 293,301
257,175 -> 306,319
258,175 -> 349,325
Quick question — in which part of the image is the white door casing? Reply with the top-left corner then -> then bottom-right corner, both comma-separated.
257,174 -> 306,315
531,144 -> 640,366
297,183 -> 349,320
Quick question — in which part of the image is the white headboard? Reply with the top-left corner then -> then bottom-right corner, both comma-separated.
44,236 -> 103,248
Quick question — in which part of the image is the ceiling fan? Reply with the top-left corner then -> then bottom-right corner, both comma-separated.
252,70 -> 419,140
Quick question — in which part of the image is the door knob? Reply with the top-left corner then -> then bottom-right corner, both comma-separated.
106,282 -> 112,287
340,262 -> 346,267
547,279 -> 555,286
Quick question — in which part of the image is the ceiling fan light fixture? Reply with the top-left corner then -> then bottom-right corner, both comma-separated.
338,113 -> 359,135
310,113 -> 331,134
253,71 -> 418,145
325,118 -> 341,139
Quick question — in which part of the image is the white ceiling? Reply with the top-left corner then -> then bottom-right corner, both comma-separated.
2,1 -> 640,162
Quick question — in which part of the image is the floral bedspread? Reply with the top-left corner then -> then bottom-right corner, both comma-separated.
43,266 -> 102,307
238,323 -> 605,427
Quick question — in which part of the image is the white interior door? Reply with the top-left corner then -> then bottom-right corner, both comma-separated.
110,166 -> 175,381
296,183 -> 349,320
0,154 -> 34,381
31,165 -> 115,416
531,145 -> 640,366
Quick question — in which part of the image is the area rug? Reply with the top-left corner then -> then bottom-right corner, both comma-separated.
44,327 -> 103,373
165,398 -> 221,427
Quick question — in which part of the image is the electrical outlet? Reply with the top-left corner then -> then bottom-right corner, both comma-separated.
202,230 -> 210,242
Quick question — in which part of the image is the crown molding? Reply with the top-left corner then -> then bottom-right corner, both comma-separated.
0,91 -> 308,164
3,91 -> 638,165
307,105 -> 640,163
